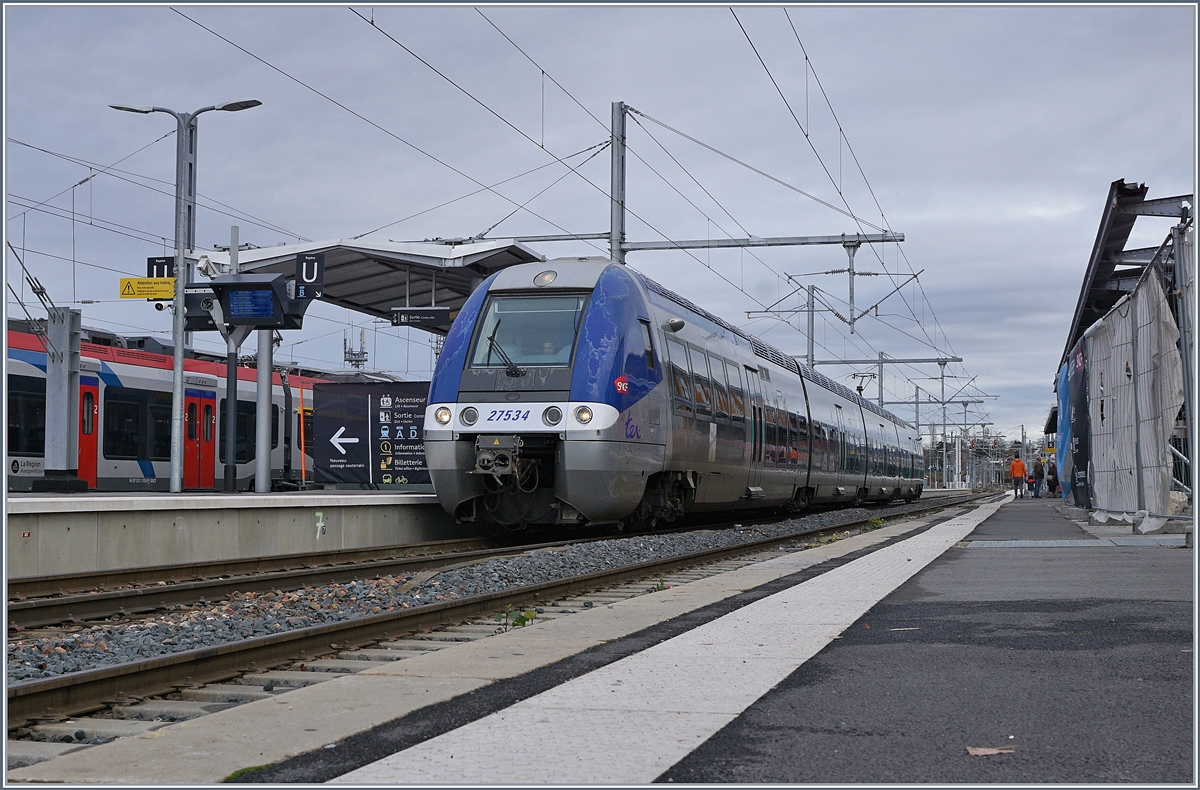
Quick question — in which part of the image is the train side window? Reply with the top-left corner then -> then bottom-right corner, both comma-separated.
8,375 -> 47,456
219,400 -> 257,464
763,403 -> 777,465
187,402 -> 197,441
272,405 -> 280,449
788,411 -> 800,468
711,355 -> 729,421
103,398 -> 141,459
725,361 -> 745,422
203,403 -> 214,442
301,409 -> 314,455
82,391 -> 95,436
688,345 -> 712,417
639,320 -> 656,370
759,367 -> 770,382
665,338 -> 693,416
148,392 -> 172,461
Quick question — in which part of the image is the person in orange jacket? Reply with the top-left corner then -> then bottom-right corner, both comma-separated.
1009,453 -> 1027,499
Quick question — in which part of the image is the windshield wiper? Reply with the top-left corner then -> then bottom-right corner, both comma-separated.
486,320 -> 525,377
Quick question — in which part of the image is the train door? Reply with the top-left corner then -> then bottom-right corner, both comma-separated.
745,366 -> 763,495
184,390 -> 216,489
833,403 -> 849,496
77,377 -> 99,488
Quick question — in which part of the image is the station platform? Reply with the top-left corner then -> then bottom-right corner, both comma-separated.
5,490 -> 467,578
8,494 -> 1192,784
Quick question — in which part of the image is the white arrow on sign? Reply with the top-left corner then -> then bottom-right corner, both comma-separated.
329,426 -> 360,455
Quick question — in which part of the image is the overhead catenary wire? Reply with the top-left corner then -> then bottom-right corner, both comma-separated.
351,140 -> 609,240
474,141 -> 610,239
347,7 -> 770,306
732,9 -> 974,406
174,8 -> 611,258
6,130 -> 175,224
780,7 -> 953,359
8,138 -> 311,242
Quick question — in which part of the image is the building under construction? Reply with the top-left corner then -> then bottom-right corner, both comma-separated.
1050,179 -> 1193,525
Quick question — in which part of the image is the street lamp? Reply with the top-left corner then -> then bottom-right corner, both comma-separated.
110,99 -> 262,493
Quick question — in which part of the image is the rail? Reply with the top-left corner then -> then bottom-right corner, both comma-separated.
7,493 -> 991,728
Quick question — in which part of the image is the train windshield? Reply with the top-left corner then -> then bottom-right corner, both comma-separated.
469,294 -> 588,368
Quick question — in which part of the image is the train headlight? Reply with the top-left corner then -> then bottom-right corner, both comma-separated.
434,407 -> 452,425
574,405 -> 593,424
460,406 -> 478,426
542,406 -> 562,426
533,270 -> 557,287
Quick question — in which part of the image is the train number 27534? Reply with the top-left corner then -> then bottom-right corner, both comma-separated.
485,409 -> 531,422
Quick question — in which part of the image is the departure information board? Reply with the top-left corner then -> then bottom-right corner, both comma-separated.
227,289 -> 276,318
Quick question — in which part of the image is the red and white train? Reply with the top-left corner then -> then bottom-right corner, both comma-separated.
6,325 -> 327,492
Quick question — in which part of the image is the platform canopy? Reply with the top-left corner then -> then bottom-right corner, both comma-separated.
188,238 -> 546,333
1061,179 -> 1193,367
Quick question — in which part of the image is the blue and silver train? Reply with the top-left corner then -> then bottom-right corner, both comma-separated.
424,258 -> 924,528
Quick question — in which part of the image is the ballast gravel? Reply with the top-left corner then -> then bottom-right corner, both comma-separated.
7,499 -> 953,683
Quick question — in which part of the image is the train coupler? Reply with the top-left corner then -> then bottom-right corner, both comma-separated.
473,435 -> 523,478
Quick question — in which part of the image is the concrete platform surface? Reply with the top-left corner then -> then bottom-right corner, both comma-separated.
6,507 -> 960,784
661,496 -> 1193,784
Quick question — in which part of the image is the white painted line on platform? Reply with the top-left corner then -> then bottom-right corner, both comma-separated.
332,497 -> 1006,785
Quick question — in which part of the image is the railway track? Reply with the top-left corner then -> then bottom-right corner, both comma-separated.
7,492 -> 992,731
8,502 -> 900,631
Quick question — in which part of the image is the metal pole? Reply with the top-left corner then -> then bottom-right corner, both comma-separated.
182,118 -> 198,353
878,352 -> 884,407
1172,224 -> 1194,501
111,99 -> 260,492
940,361 -> 947,489
225,227 -> 240,493
169,111 -> 190,494
845,242 -> 858,333
1131,294 -> 1146,510
610,101 -> 627,264
806,285 -> 815,368
914,385 -> 920,431
225,337 -> 238,492
963,402 -> 969,489
44,308 -> 81,474
255,329 -> 272,493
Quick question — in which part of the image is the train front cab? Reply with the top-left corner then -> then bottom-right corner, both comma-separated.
425,260 -> 666,528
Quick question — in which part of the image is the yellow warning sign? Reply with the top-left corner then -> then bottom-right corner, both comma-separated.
119,277 -> 175,299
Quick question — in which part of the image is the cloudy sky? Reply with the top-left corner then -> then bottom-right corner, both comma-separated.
5,4 -> 1195,445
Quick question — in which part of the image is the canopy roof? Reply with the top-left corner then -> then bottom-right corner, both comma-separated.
190,238 -> 545,334
1061,179 -> 1192,367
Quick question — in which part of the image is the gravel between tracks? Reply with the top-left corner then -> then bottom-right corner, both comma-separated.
6,499 -> 962,683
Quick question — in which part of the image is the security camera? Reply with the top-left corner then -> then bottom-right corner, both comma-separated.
155,302 -> 167,312
201,297 -> 215,311
196,254 -> 221,279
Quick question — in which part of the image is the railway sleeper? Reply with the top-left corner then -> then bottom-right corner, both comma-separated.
5,548 -> 804,771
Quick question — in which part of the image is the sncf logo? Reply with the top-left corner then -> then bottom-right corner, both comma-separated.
614,375 -> 630,394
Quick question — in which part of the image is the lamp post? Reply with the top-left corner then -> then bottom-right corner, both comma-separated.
110,99 -> 262,493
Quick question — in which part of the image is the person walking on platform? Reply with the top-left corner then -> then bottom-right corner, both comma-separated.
1046,461 -> 1059,497
1033,458 -> 1045,498
1009,453 -> 1027,499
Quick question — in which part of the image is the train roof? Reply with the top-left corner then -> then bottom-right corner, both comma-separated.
635,271 -> 913,430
